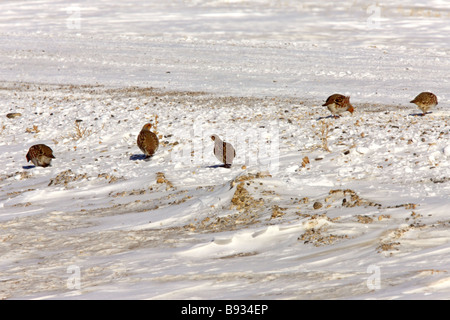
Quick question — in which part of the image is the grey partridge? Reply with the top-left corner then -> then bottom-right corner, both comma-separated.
137,123 -> 159,158
322,94 -> 354,118
211,134 -> 235,168
410,92 -> 438,116
26,144 -> 55,167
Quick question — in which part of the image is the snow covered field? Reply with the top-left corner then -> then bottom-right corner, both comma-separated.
1,0 -> 450,300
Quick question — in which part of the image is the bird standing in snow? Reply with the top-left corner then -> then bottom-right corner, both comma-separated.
26,144 -> 55,167
211,134 -> 236,168
410,92 -> 438,116
322,94 -> 354,118
137,123 -> 159,159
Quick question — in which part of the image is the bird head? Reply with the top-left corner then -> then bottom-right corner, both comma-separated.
142,123 -> 153,131
345,96 -> 354,114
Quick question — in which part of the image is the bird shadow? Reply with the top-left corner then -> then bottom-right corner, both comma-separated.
409,112 -> 432,117
206,164 -> 232,169
22,165 -> 36,170
316,115 -> 339,121
129,154 -> 152,161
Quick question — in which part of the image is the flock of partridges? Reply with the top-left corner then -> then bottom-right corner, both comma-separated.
25,91 -> 439,169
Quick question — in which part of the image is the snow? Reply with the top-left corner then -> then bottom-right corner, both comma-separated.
0,0 -> 449,300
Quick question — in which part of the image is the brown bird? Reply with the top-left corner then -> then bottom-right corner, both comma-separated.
137,123 -> 159,159
322,94 -> 354,118
410,92 -> 438,116
211,134 -> 236,168
26,144 -> 55,167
